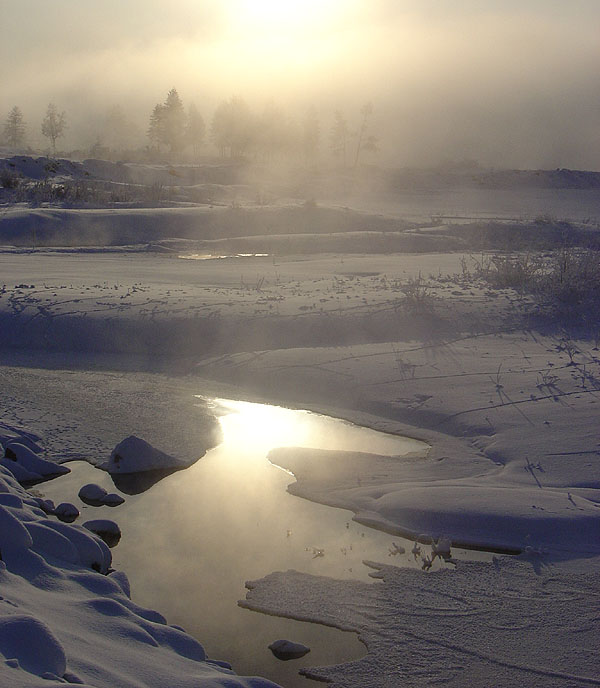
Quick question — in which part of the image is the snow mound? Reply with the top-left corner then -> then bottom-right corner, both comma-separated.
101,435 -> 183,474
0,615 -> 66,677
1,441 -> 70,485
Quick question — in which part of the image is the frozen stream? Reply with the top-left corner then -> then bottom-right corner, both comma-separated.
40,399 -> 454,686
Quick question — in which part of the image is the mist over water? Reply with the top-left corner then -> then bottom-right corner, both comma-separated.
3,0 -> 599,169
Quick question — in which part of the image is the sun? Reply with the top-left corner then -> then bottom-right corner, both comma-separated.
231,0 -> 343,35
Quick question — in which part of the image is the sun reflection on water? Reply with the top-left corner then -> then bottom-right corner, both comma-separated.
204,397 -> 425,459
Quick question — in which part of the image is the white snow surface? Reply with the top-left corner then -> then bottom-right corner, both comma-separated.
0,466 -> 279,687
1,158 -> 599,686
242,558 -> 600,687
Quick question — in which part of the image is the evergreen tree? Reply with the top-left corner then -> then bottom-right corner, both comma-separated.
3,106 -> 26,148
147,89 -> 186,154
163,88 -> 186,153
41,103 -> 67,155
185,103 -> 205,155
147,103 -> 166,151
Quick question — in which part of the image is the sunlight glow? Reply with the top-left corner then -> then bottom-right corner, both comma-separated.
202,397 -> 425,461
232,0 -> 343,34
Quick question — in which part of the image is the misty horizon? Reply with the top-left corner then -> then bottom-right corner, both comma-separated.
2,0 -> 600,170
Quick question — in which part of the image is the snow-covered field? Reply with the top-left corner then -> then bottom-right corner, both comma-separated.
0,156 -> 599,686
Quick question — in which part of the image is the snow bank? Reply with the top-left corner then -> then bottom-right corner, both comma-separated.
270,446 -> 600,557
0,465 -> 280,687
1,441 -> 70,486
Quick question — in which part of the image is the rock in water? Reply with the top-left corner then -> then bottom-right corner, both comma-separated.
102,492 -> 125,507
53,502 -> 79,523
78,483 -> 108,506
83,519 -> 121,548
268,639 -> 310,661
102,436 -> 180,474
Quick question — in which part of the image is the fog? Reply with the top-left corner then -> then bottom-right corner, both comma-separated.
2,0 -> 599,169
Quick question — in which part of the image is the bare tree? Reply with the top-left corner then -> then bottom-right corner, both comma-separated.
3,106 -> 26,148
41,103 -> 67,155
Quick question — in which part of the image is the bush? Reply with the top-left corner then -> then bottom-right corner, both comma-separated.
0,167 -> 22,189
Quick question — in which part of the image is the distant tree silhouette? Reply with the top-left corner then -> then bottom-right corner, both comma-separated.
211,97 -> 255,157
147,103 -> 166,151
103,105 -> 138,152
147,88 -> 186,153
3,106 -> 26,148
353,101 -> 378,168
302,105 -> 319,162
185,103 -> 205,155
330,110 -> 349,166
163,88 -> 186,152
41,103 -> 67,155
256,102 -> 293,160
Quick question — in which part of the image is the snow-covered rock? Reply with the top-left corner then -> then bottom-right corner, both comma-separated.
83,519 -> 122,548
33,497 -> 56,514
78,483 -> 108,505
53,502 -> 80,523
102,492 -> 125,506
268,639 -> 310,661
101,435 -> 183,474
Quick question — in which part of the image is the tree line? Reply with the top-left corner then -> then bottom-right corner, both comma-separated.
2,89 -> 377,167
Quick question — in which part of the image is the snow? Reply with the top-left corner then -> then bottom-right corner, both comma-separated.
1,442 -> 70,485
0,155 -> 599,686
242,558 -> 600,687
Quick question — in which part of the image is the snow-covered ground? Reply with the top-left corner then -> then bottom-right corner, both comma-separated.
0,157 -> 599,686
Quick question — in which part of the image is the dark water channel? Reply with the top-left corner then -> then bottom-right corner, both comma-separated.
40,399 -> 453,687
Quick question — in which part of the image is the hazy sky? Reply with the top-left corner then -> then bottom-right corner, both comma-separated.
2,0 -> 599,168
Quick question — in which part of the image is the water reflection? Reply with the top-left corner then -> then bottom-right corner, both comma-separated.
40,399 -> 437,687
